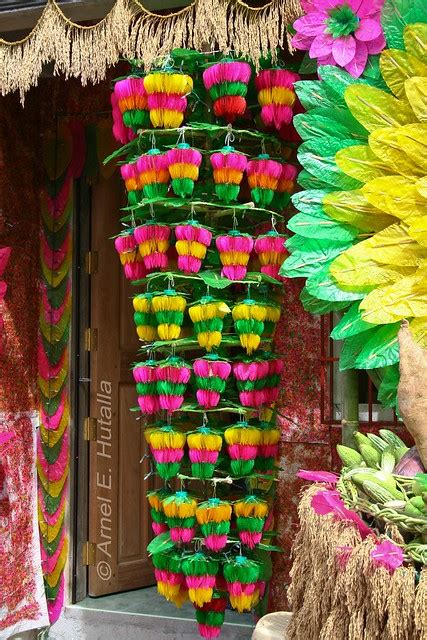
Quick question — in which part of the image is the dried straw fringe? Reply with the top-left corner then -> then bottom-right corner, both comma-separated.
287,485 -> 427,640
0,0 -> 302,103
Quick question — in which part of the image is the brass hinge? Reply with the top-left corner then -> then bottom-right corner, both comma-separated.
82,541 -> 96,566
83,417 -> 97,442
85,251 -> 98,275
84,328 -> 98,351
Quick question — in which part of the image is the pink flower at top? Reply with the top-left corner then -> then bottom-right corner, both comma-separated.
292,0 -> 386,77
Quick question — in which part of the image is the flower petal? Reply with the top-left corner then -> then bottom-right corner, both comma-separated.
366,33 -> 386,54
310,33 -> 334,59
297,469 -> 339,484
344,41 -> 368,77
312,0 -> 341,10
292,32 -> 315,51
357,0 -> 384,17
294,13 -> 327,37
355,17 -> 382,42
332,35 -> 357,67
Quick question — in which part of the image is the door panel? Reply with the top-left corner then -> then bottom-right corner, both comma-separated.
88,173 -> 156,596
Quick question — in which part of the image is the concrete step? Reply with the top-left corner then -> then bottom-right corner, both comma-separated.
48,605 -> 254,640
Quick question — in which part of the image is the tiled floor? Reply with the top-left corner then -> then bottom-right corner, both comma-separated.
76,586 -> 253,627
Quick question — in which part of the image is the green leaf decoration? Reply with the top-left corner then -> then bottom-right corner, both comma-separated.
287,212 -> 358,242
147,532 -> 174,556
298,151 -> 363,190
306,263 -> 366,302
297,169 -> 337,191
295,80 -> 336,111
381,0 -> 427,50
354,322 -> 400,369
281,239 -> 352,278
299,137 -> 357,158
377,364 -> 400,408
292,190 -> 330,215
318,64 -> 382,101
285,235 -> 352,254
293,112 -> 355,142
300,287 -> 350,314
199,271 -> 233,289
363,54 -> 381,80
331,301 -> 376,339
339,328 -> 378,370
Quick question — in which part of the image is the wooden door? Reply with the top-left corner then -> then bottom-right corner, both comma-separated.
88,173 -> 156,596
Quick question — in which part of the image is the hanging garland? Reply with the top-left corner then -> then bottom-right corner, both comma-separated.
38,122 -> 85,623
0,0 -> 302,102
109,48 -> 300,637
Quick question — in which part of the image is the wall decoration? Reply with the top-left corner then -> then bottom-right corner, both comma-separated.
108,49 -> 301,636
38,121 -> 85,623
0,412 -> 49,636
0,246 -> 11,355
281,0 -> 427,408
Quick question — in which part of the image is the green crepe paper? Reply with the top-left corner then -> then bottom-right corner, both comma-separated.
155,310 -> 185,326
198,271 -> 233,289
331,301 -> 377,340
299,137 -> 357,159
317,64 -> 380,101
171,177 -> 195,198
157,381 -> 187,395
191,462 -> 216,479
200,520 -> 231,536
148,533 -> 176,557
251,187 -> 275,208
123,109 -> 150,131
156,462 -> 182,480
152,549 -> 182,572
305,263 -> 366,303
287,212 -> 358,242
209,81 -> 248,99
292,190 -> 330,215
377,364 -> 399,408
215,183 -> 240,204
143,183 -> 169,200
237,516 -> 265,533
43,218 -> 71,251
128,190 -> 143,206
297,169 -> 335,191
231,459 -> 255,476
297,151 -> 362,190
40,484 -> 63,515
40,523 -> 64,556
223,557 -> 259,584
42,275 -> 70,310
300,287 -> 350,314
272,191 -> 291,211
235,319 -> 264,337
45,574 -> 64,601
195,610 -> 225,627
134,311 -> 157,327
40,435 -> 64,465
354,322 -> 400,370
236,378 -> 266,392
40,383 -> 68,415
165,516 -> 196,529
339,327 -> 377,371
194,376 -> 227,392
281,240 -> 352,279
255,456 -> 276,471
151,508 -> 166,524
193,318 -> 224,334
182,553 -> 219,577
293,111 -> 356,143
381,0 -> 427,50
294,80 -> 337,111
136,381 -> 157,394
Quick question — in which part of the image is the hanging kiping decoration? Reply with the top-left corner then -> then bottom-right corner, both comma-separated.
234,495 -> 269,549
182,553 -> 219,607
246,154 -> 283,208
224,421 -> 261,476
166,143 -> 202,198
254,231 -> 287,281
120,159 -> 143,205
175,221 -> 212,274
272,164 -> 298,211
147,488 -> 169,535
195,594 -> 228,639
133,359 -> 159,414
232,298 -> 267,354
133,292 -> 158,341
134,222 -> 171,272
157,356 -> 191,412
148,424 -> 186,479
203,61 -> 251,123
144,72 -> 193,128
196,499 -> 232,552
210,145 -> 247,203
152,289 -> 187,340
136,148 -> 170,199
113,77 -> 150,132
152,550 -> 188,607
256,421 -> 281,471
114,230 -> 147,280
216,231 -> 254,281
187,427 -> 223,479
193,355 -> 232,409
189,297 -> 231,351
162,491 -> 198,543
255,69 -> 298,131
223,556 -> 260,613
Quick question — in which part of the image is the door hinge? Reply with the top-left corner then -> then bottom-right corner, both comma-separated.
83,417 -> 97,442
84,328 -> 98,351
85,251 -> 98,275
82,541 -> 96,566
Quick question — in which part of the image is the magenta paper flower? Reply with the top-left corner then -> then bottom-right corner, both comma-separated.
297,469 -> 339,484
292,0 -> 386,77
371,540 -> 404,572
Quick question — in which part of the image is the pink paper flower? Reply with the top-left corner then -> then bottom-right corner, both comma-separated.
292,0 -> 386,77
297,469 -> 339,484
371,540 -> 404,572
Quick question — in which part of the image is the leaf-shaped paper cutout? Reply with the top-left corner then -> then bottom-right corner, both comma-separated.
199,271 -> 231,289
363,176 -> 427,220
331,301 -> 375,339
339,327 -> 377,370
306,263 -> 365,302
382,0 -> 427,50
344,84 -> 416,132
335,145 -> 391,182
408,216 -> 427,247
281,241 -> 351,279
409,316 -> 427,348
368,126 -> 425,177
295,80 -> 337,110
380,49 -> 427,98
300,286 -> 350,314
403,23 -> 427,66
285,235 -> 351,254
297,169 -> 337,191
300,137 -> 357,158
323,190 -> 394,232
354,323 -> 400,369
360,269 -> 427,323
318,65 -> 377,100
147,532 -> 174,555
405,76 -> 427,122
395,124 -> 427,174
340,223 -> 424,267
293,111 -> 365,143
416,176 -> 427,199
287,212 -> 357,242
377,364 -> 399,408
292,190 -> 330,215
298,151 -> 362,190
